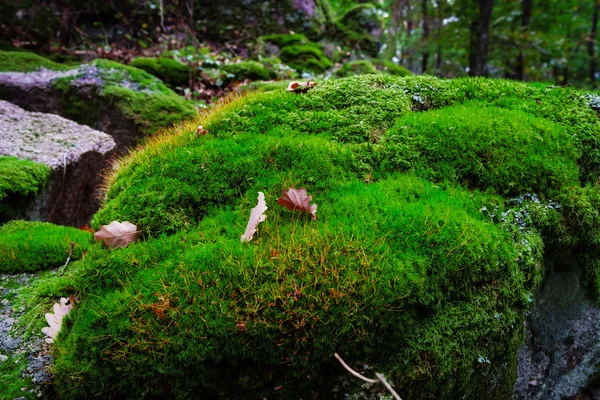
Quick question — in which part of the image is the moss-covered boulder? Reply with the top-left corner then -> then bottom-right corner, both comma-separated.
0,52 -> 197,146
0,220 -> 92,273
258,34 -> 333,74
334,3 -> 383,57
49,75 -> 600,399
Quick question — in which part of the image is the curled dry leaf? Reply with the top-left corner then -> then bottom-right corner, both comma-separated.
94,221 -> 139,249
241,192 -> 268,243
286,80 -> 318,94
196,125 -> 208,135
277,187 -> 317,220
42,297 -> 74,344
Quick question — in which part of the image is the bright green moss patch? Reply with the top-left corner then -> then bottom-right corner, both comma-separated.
130,57 -> 189,87
0,220 -> 92,273
53,75 -> 600,399
0,50 -> 73,72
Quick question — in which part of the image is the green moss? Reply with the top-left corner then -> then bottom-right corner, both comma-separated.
130,57 -> 189,88
0,50 -> 73,72
335,3 -> 382,57
376,60 -> 412,76
0,156 -> 52,221
259,33 -> 310,48
279,43 -> 333,74
335,59 -> 379,77
224,60 -> 275,81
0,220 -> 92,273
0,353 -> 36,400
51,75 -> 600,399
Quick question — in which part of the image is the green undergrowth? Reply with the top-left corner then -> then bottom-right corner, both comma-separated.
52,59 -> 197,136
0,220 -> 92,273
52,74 -> 600,399
0,156 -> 52,221
0,50 -> 73,72
334,3 -> 382,56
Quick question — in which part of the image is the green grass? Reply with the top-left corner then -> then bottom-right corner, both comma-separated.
0,50 -> 73,72
0,220 -> 92,273
47,74 -> 600,399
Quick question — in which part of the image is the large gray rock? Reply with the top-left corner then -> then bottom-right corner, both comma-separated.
0,100 -> 116,226
513,252 -> 600,399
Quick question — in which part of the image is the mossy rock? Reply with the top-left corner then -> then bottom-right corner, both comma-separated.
279,43 -> 333,74
335,3 -> 383,57
375,59 -> 412,76
0,55 -> 197,146
0,156 -> 52,222
335,59 -> 379,77
0,220 -> 92,273
224,60 -> 275,81
50,75 -> 600,399
130,57 -> 189,88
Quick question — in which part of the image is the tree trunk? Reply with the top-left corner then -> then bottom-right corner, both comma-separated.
422,0 -> 430,73
514,0 -> 533,80
589,0 -> 599,87
469,0 -> 495,76
386,0 -> 404,60
434,0 -> 443,74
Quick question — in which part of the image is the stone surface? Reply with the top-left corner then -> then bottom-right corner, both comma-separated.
513,253 -> 600,399
0,100 -> 116,226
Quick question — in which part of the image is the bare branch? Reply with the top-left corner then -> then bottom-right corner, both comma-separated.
334,353 -> 378,384
334,353 -> 402,400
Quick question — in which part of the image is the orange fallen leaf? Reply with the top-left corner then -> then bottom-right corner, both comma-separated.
78,224 -> 94,234
94,221 -> 139,249
277,188 -> 317,220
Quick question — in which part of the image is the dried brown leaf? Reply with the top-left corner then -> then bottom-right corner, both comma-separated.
286,80 -> 318,94
94,221 -> 139,249
240,192 -> 268,243
277,187 -> 317,220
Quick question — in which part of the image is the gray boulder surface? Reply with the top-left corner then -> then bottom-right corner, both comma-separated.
0,100 -> 116,226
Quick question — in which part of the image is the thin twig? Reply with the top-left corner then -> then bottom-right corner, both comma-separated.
334,353 -> 402,400
334,353 -> 377,383
58,242 -> 75,276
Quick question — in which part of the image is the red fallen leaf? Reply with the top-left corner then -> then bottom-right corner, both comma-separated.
78,224 -> 94,234
286,80 -> 318,94
196,125 -> 208,135
236,322 -> 246,332
94,221 -> 139,249
277,188 -> 317,220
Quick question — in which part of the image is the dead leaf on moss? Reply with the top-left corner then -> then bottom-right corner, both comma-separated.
241,192 -> 268,243
286,80 -> 318,94
78,224 -> 94,234
94,221 -> 139,249
277,188 -> 317,220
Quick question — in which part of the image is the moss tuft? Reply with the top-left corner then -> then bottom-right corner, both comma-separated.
335,59 -> 379,77
279,43 -> 333,74
224,60 -> 275,81
0,220 -> 92,273
0,156 -> 52,221
0,50 -> 74,72
130,57 -> 189,88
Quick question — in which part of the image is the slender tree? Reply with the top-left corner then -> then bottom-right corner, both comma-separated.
589,0 -> 599,87
422,0 -> 430,72
469,0 -> 495,76
514,0 -> 533,80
